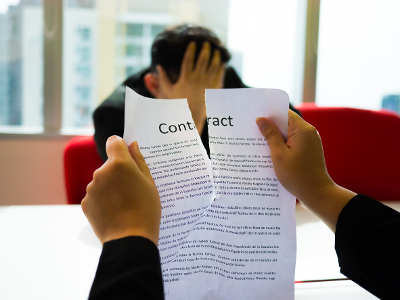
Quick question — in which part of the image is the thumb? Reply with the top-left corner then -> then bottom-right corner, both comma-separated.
128,141 -> 154,182
256,117 -> 286,155
105,135 -> 131,162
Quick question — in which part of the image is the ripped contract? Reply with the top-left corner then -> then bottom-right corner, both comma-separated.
124,87 -> 296,300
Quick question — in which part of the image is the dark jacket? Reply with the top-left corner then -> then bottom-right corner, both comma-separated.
93,66 -> 300,161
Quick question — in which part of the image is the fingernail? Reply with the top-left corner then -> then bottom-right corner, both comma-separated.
256,118 -> 268,131
109,135 -> 122,141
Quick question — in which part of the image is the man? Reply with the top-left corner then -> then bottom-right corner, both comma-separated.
93,23 -> 300,161
83,112 -> 400,299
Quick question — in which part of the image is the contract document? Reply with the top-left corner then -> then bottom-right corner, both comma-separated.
124,87 -> 296,300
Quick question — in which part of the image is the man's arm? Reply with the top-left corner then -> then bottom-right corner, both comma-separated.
82,137 -> 163,299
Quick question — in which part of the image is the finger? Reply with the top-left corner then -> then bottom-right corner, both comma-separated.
207,50 -> 221,79
81,194 -> 89,214
180,42 -> 196,78
194,42 -> 211,74
287,109 -> 306,138
288,108 -> 304,124
212,63 -> 225,88
156,65 -> 172,91
128,141 -> 154,182
256,117 -> 286,158
105,135 -> 131,162
81,194 -> 95,224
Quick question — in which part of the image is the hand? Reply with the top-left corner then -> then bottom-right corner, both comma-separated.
256,110 -> 334,201
156,41 -> 225,134
256,110 -> 356,232
81,136 -> 161,245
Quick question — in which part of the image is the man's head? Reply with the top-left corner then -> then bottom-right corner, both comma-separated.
143,23 -> 229,134
143,24 -> 231,99
150,23 -> 231,83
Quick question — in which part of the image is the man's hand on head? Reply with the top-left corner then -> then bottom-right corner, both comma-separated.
156,41 -> 225,134
81,136 -> 161,246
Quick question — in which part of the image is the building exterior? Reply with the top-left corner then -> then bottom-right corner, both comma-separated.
5,0 -> 43,126
63,2 -> 97,128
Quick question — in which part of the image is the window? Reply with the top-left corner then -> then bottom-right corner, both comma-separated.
77,27 -> 90,41
151,24 -> 164,37
76,86 -> 91,101
77,47 -> 90,61
76,65 -> 91,79
1,0 -> 310,134
126,24 -> 143,37
126,44 -> 142,57
65,84 -> 92,128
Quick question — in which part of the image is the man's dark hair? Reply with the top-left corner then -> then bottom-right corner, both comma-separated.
150,23 -> 231,83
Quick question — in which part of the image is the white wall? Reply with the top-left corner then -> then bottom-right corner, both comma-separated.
0,137 -> 72,205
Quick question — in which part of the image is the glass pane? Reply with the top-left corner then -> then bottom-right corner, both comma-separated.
151,24 -> 164,37
77,47 -> 90,61
63,0 -> 96,129
126,44 -> 142,57
316,0 -> 400,112
0,0 -> 43,128
126,24 -> 143,37
77,27 -> 90,41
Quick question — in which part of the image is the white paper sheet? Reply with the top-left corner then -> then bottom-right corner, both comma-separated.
124,87 -> 296,300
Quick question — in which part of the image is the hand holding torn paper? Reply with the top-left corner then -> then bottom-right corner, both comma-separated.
124,87 -> 296,300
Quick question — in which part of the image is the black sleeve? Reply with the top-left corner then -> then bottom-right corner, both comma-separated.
93,70 -> 153,162
88,236 -> 164,300
335,194 -> 400,299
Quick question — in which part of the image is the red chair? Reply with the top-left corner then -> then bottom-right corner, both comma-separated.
297,104 -> 400,200
64,136 -> 103,204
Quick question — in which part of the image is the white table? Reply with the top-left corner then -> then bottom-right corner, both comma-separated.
1,202 -> 398,299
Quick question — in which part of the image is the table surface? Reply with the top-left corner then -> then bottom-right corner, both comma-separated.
1,202 -> 398,299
